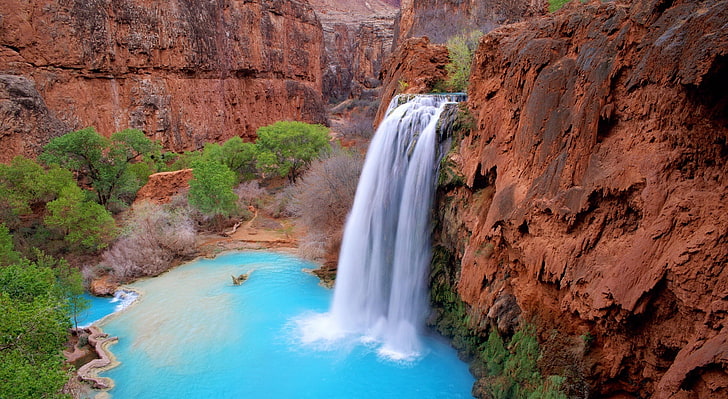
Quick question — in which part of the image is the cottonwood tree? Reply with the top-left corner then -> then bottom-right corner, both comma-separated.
255,121 -> 330,182
41,127 -> 161,209
44,185 -> 117,252
203,136 -> 258,181
188,160 -> 238,221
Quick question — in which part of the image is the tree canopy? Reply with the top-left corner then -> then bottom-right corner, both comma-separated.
41,127 -> 161,209
188,159 -> 238,218
255,121 -> 330,182
0,229 -> 73,399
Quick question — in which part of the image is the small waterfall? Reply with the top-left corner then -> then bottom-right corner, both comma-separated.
329,93 -> 464,359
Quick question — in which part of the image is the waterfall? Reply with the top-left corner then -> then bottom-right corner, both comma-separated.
329,94 -> 464,359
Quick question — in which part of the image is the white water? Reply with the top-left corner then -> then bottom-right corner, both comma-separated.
324,94 -> 462,360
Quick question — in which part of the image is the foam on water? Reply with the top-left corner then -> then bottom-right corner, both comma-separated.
77,289 -> 139,328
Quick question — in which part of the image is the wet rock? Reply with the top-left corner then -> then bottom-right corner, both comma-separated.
374,37 -> 450,124
89,275 -> 119,297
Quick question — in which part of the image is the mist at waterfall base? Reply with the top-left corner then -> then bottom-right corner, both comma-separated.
97,252 -> 473,398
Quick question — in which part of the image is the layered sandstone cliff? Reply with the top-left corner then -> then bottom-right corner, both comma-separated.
396,0 -> 547,44
427,0 -> 727,397
308,0 -> 398,103
0,0 -> 327,162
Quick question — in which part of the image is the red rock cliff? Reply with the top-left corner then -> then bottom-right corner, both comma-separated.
308,0 -> 398,103
396,0 -> 547,44
432,0 -> 727,397
0,0 -> 327,161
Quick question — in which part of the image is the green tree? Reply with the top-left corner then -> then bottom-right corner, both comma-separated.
0,156 -> 76,227
54,259 -> 89,331
444,31 -> 482,92
44,185 -> 117,252
0,252 -> 71,399
255,121 -> 330,182
203,136 -> 258,181
188,160 -> 238,219
41,127 -> 161,208
0,224 -> 21,266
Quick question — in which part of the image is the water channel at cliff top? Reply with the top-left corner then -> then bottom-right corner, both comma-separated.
92,251 -> 474,398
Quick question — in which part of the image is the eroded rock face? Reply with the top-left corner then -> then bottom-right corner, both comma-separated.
396,0 -> 547,44
0,0 -> 327,156
373,37 -> 449,124
308,0 -> 398,103
434,0 -> 727,397
0,75 -> 67,162
133,169 -> 193,205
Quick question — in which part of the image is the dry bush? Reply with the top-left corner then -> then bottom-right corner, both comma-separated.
292,148 -> 363,261
264,185 -> 298,219
235,180 -> 267,208
100,201 -> 196,282
297,232 -> 328,261
337,110 -> 375,138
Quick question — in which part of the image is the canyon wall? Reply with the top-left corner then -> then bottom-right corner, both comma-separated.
308,0 -> 398,103
0,0 -> 327,162
428,0 -> 727,397
396,0 -> 547,45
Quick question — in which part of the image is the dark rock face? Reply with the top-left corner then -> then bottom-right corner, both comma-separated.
0,75 -> 67,162
432,0 -> 727,397
308,0 -> 398,103
0,0 -> 327,157
396,0 -> 547,44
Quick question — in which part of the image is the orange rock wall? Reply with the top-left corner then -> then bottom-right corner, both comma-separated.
0,0 -> 327,162
373,37 -> 449,125
432,0 -> 727,397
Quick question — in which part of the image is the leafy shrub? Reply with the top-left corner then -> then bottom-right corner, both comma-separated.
0,237 -> 73,399
443,30 -> 483,92
549,0 -> 571,12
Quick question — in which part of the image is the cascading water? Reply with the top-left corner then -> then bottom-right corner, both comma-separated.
328,93 -> 464,359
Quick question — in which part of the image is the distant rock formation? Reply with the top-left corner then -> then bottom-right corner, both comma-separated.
0,0 -> 327,157
308,0 -> 398,103
396,0 -> 547,45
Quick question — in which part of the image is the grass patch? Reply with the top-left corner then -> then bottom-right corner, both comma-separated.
549,0 -> 571,12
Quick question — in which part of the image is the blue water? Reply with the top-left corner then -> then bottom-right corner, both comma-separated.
97,251 -> 474,398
